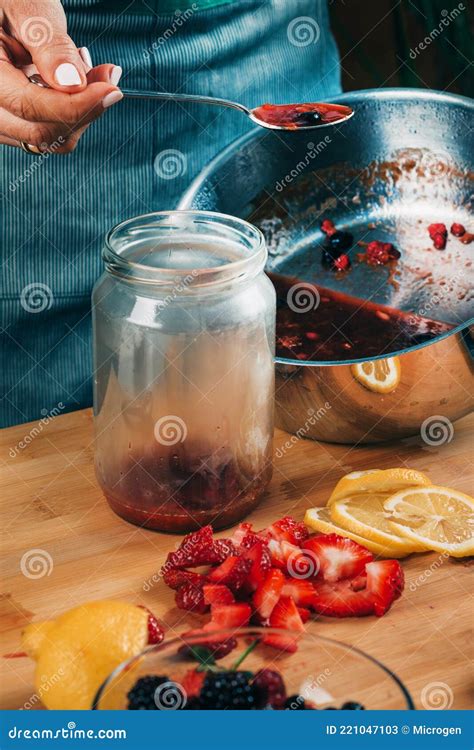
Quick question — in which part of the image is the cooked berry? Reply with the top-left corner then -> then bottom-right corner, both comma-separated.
433,232 -> 446,249
366,240 -> 398,266
127,675 -> 170,710
328,230 -> 353,252
253,668 -> 287,709
285,694 -> 307,710
450,222 -> 465,237
293,110 -> 322,127
321,218 -> 336,236
199,670 -> 258,710
333,253 -> 351,272
428,223 -> 447,239
341,701 -> 365,710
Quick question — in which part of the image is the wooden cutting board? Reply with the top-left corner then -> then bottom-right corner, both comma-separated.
1,409 -> 472,710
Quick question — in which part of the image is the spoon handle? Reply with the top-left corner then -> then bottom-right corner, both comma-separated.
121,88 -> 250,115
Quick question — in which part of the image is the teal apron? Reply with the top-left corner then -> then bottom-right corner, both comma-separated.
0,0 -> 341,426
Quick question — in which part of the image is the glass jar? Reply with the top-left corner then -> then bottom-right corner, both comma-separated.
92,211 -> 275,533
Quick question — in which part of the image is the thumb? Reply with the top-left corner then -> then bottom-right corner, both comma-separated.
11,1 -> 87,91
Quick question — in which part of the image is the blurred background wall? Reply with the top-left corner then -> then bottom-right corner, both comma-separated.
329,0 -> 473,96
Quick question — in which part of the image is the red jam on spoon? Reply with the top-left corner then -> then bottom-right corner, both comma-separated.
251,102 -> 353,130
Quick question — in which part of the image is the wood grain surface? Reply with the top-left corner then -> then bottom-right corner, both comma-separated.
1,408 -> 473,710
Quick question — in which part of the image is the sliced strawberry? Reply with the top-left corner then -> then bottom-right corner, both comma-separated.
263,596 -> 305,653
203,584 -> 235,606
267,539 -> 285,568
253,569 -> 285,620
181,669 -> 205,698
137,606 -> 165,644
366,560 -> 404,616
303,533 -> 373,583
281,541 -> 316,578
175,583 -> 208,614
207,555 -> 251,591
282,579 -> 318,608
231,522 -> 253,546
265,516 -> 309,546
241,540 -> 271,591
204,603 -> 252,630
312,579 -> 374,617
162,568 -> 207,591
297,607 -> 311,623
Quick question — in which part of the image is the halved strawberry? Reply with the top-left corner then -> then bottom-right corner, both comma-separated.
253,569 -> 285,620
281,541 -> 316,578
267,539 -> 285,568
366,560 -> 404,616
311,559 -> 404,618
207,556 -> 251,591
162,568 -> 207,591
282,579 -> 318,608
265,516 -> 309,546
175,582 -> 208,614
204,603 -> 252,630
303,533 -> 373,582
263,596 -> 305,653
203,584 -> 235,606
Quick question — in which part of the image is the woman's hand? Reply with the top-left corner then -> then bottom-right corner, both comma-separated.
0,0 -> 123,153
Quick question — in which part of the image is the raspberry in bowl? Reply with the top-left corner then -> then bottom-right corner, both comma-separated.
92,627 -> 414,710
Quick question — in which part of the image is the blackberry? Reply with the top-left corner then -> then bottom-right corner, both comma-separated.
341,701 -> 365,710
285,694 -> 308,710
199,670 -> 259,710
184,696 -> 202,710
127,675 -> 170,710
253,668 -> 287,709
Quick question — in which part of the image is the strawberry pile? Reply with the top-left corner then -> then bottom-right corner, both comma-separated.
161,518 -> 404,652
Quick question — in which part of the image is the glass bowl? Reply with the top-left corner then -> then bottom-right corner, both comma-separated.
92,627 -> 414,710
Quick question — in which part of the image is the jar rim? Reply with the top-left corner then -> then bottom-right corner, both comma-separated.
103,210 -> 267,287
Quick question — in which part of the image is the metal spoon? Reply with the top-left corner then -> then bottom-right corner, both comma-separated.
28,74 -> 354,131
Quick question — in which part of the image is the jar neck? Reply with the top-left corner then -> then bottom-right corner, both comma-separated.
103,211 -> 267,292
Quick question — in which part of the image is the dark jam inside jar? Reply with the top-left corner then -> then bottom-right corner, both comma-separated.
270,273 -> 454,361
100,445 -> 272,533
252,102 -> 353,130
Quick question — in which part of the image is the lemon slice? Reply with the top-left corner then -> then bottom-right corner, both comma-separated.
384,486 -> 474,557
304,506 -> 408,558
331,493 -> 425,555
351,356 -> 401,393
328,467 -> 431,505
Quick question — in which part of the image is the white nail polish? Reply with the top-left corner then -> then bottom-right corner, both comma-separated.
55,63 -> 82,86
103,90 -> 124,109
109,65 -> 122,86
80,47 -> 93,70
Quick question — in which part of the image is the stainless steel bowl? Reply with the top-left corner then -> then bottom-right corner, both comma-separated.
179,89 -> 474,443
